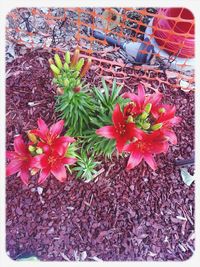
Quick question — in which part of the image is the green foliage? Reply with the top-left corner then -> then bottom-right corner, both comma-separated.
55,89 -> 95,136
50,50 -> 127,182
72,149 -> 100,182
80,79 -> 128,158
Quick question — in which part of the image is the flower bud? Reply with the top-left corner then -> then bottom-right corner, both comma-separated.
142,122 -> 150,130
151,123 -> 163,131
31,168 -> 39,175
48,58 -> 54,65
80,57 -> 92,77
65,51 -> 71,64
27,131 -> 37,144
140,111 -> 148,120
159,107 -> 166,113
144,103 -> 152,114
127,115 -> 134,123
73,87 -> 81,93
64,78 -> 69,87
75,58 -> 85,71
64,62 -> 69,71
76,78 -> 81,86
57,87 -> 64,95
28,145 -> 35,153
54,54 -> 63,69
36,148 -> 43,154
73,71 -> 80,78
50,64 -> 60,75
71,48 -> 80,68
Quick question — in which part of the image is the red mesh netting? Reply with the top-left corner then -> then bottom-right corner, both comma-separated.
6,7 -> 195,91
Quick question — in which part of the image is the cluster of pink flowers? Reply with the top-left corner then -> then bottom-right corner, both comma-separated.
6,119 -> 76,185
96,84 -> 181,170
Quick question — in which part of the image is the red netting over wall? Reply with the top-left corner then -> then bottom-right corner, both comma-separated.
6,7 -> 195,91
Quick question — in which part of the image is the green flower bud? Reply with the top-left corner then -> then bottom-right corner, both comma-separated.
28,145 -> 35,153
50,64 -> 60,75
142,122 -> 151,130
54,54 -> 63,69
127,115 -> 134,123
144,103 -> 152,114
27,131 -> 37,144
64,62 -> 69,71
76,78 -> 81,86
72,71 -> 80,78
140,111 -> 148,120
65,51 -> 71,64
151,123 -> 163,131
36,148 -> 43,154
159,107 -> 166,113
75,58 -> 85,71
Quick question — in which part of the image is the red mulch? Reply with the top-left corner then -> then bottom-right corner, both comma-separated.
6,49 -> 195,261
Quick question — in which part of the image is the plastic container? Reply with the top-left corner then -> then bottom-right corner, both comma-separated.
152,8 -> 194,58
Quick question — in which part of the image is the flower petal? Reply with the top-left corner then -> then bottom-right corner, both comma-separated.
20,168 -> 29,185
50,120 -> 64,138
116,136 -> 128,153
37,118 -> 49,135
6,151 -> 16,160
32,154 -> 47,169
6,160 -> 22,176
112,103 -> 124,126
14,135 -> 27,155
53,136 -> 75,156
62,157 -> 77,165
122,92 -> 139,102
162,129 -> 177,145
126,152 -> 143,170
137,84 -> 145,104
126,123 -> 143,140
51,164 -> 67,182
96,126 -> 116,139
144,154 -> 157,170
38,168 -> 50,184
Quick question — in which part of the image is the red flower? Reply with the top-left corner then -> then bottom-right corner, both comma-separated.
33,149 -> 77,184
96,103 -> 142,153
31,118 -> 75,155
6,135 -> 33,185
152,104 -> 181,144
123,84 -> 163,119
124,131 -> 169,171
123,84 -> 146,117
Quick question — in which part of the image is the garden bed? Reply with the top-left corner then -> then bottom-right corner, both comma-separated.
6,48 -> 194,261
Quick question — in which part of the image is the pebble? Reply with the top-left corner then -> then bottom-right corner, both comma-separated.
37,187 -> 43,195
16,207 -> 23,216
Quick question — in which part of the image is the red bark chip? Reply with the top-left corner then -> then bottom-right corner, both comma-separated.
6,48 -> 194,261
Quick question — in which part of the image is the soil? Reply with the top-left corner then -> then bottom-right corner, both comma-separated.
6,49 -> 195,261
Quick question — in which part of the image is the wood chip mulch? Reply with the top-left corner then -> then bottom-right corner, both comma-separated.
6,49 -> 194,261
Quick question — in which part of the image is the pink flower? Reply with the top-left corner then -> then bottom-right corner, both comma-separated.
33,150 -> 77,184
124,131 -> 169,171
123,84 -> 146,117
152,104 -> 181,144
31,118 -> 75,155
96,103 -> 142,153
6,135 -> 33,185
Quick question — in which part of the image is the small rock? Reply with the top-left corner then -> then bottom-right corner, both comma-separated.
37,187 -> 43,195
16,207 -> 23,216
130,185 -> 135,191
